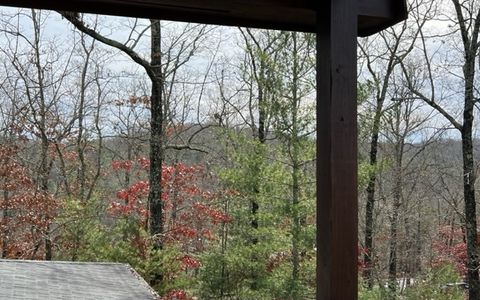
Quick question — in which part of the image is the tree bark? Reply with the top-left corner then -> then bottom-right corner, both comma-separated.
148,19 -> 165,243
363,96 -> 383,288
388,140 -> 403,297
455,1 -> 480,295
461,116 -> 479,299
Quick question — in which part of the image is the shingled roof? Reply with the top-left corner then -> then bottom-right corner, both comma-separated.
0,260 -> 159,300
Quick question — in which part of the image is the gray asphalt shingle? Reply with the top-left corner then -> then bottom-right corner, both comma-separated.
0,259 -> 158,300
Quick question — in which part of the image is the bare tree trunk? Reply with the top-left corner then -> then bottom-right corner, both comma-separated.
239,28 -> 276,291
453,2 -> 480,297
388,150 -> 403,297
1,189 -> 8,258
461,124 -> 479,298
31,10 -> 53,261
85,72 -> 105,201
290,33 -> 301,297
76,34 -> 94,202
148,19 -> 164,243
363,96 -> 383,288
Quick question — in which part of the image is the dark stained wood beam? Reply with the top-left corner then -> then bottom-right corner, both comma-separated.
316,0 -> 358,298
0,0 -> 316,32
0,0 -> 406,36
358,0 -> 407,36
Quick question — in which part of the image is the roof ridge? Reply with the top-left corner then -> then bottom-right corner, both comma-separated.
0,259 -> 128,266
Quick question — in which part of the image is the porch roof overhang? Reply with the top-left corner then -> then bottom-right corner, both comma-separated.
0,0 -> 407,36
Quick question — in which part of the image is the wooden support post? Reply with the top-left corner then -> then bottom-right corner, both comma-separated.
316,0 -> 358,299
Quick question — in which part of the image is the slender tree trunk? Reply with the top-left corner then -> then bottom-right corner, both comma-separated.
31,10 -> 53,261
290,32 -> 301,299
41,135 -> 52,260
450,3 -> 480,297
414,212 -> 422,275
1,189 -> 8,258
461,127 -> 480,298
249,43 -> 267,291
363,103 -> 382,288
85,76 -> 104,202
388,105 -> 405,298
291,155 -> 301,297
460,27 -> 480,297
388,169 -> 402,297
241,28 -> 272,291
124,144 -> 132,191
148,19 -> 165,244
220,194 -> 229,298
76,38 -> 92,202
361,40 -> 400,288
145,19 -> 165,289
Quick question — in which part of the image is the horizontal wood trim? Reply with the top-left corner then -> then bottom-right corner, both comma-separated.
0,0 -> 406,35
0,0 -> 315,32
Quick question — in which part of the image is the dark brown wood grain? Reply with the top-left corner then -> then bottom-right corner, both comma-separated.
0,0 -> 406,36
358,0 -> 408,36
316,0 -> 358,299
